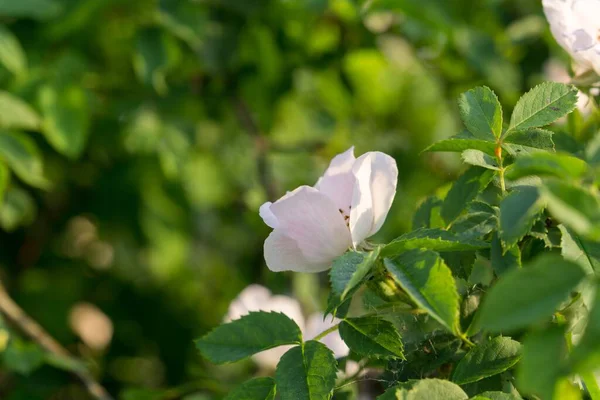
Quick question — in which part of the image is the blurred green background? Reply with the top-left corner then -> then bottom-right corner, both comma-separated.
0,0 -> 571,398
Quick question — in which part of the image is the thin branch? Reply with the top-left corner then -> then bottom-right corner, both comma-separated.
232,97 -> 278,201
0,281 -> 113,400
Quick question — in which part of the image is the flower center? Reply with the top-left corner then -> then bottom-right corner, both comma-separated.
338,208 -> 350,228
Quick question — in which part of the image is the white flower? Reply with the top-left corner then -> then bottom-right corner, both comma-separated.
544,59 -> 595,114
225,285 -> 351,371
543,0 -> 600,75
260,147 -> 398,273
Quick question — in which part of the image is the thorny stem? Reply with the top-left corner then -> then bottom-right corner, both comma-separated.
0,281 -> 113,400
313,323 -> 340,342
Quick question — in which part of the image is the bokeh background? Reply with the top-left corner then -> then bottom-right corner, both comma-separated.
0,0 -> 577,398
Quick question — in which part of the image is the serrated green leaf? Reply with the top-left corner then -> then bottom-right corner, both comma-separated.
452,337 -> 521,384
490,232 -> 520,276
338,316 -> 404,359
0,186 -> 36,231
461,150 -> 500,171
424,134 -> 497,156
450,211 -> 496,241
459,86 -> 502,140
571,289 -> 600,373
413,195 -> 443,230
224,377 -> 276,400
330,248 -> 380,300
382,228 -> 489,258
39,84 -> 90,159
275,341 -> 337,400
384,250 -> 460,334
0,130 -> 48,188
195,311 -> 302,364
505,152 -> 587,181
508,82 -> 578,132
474,391 -> 522,400
0,26 -> 26,76
559,225 -> 600,275
325,290 -> 352,319
442,167 -> 495,224
542,180 -> 600,240
478,255 -> 585,332
501,128 -> 555,156
498,186 -> 544,248
378,379 -> 469,400
0,91 -> 41,131
517,326 -> 567,400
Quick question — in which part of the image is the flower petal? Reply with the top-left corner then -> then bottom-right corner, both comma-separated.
269,186 -> 352,267
366,152 -> 398,235
349,156 -> 374,247
264,230 -> 329,272
315,147 -> 356,214
259,202 -> 279,229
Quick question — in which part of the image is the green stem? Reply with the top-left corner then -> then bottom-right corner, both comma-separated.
582,371 -> 600,400
313,323 -> 340,341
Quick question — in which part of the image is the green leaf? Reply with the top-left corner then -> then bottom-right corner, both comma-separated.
505,152 -> 587,181
0,0 -> 62,20
195,311 -> 302,364
382,228 -> 489,258
378,379 -> 469,400
490,232 -> 521,276
442,167 -> 495,224
0,162 -> 9,204
559,225 -> 600,275
424,133 -> 497,156
39,84 -> 90,159
330,248 -> 380,300
478,255 -> 585,332
541,180 -> 600,240
134,28 -> 179,95
0,91 -> 41,130
275,341 -> 337,400
0,26 -> 26,76
325,291 -> 352,319
461,150 -> 500,170
473,391 -> 522,400
452,337 -> 521,384
571,288 -> 600,373
384,250 -> 461,334
225,377 -> 276,400
0,186 -> 36,231
413,196 -> 443,230
498,186 -> 544,248
2,337 -> 45,375
338,316 -> 404,359
0,130 -> 48,188
459,86 -> 502,140
501,128 -> 555,156
517,326 -> 567,400
450,211 -> 496,241
507,82 -> 578,132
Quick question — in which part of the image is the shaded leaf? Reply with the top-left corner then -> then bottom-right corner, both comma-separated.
275,341 -> 337,400
498,186 -> 544,248
382,228 -> 489,258
384,250 -> 460,334
461,150 -> 499,170
505,152 -> 587,181
0,186 -> 36,231
478,255 -> 585,332
571,289 -> 600,373
195,312 -> 302,364
338,316 -> 404,359
330,248 -> 380,301
442,167 -> 494,224
413,195 -> 443,230
224,377 -> 276,400
490,232 -> 521,276
0,0 -> 62,20
559,225 -> 600,275
452,337 -> 521,384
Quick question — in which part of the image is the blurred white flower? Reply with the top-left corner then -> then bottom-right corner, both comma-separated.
260,147 -> 398,273
225,285 -> 352,372
544,59 -> 595,114
543,0 -> 600,75
69,302 -> 113,351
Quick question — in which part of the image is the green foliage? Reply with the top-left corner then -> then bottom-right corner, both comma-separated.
330,248 -> 380,301
441,167 -> 494,224
382,228 -> 488,258
505,152 -> 587,181
338,316 -> 404,359
498,186 -> 544,248
378,379 -> 469,400
384,250 -> 460,334
224,377 -> 276,400
477,255 -> 586,332
275,341 -> 337,400
452,337 -> 521,384
458,86 -> 502,140
195,312 -> 302,364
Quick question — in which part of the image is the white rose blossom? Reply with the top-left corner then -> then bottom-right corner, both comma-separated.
225,284 -> 355,372
543,0 -> 600,76
260,147 -> 398,273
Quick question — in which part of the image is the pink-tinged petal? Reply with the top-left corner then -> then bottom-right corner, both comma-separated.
269,186 -> 352,267
315,147 -> 356,214
264,230 -> 329,272
367,152 -> 398,235
225,284 -> 272,322
259,202 -> 279,229
349,156 -> 374,247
